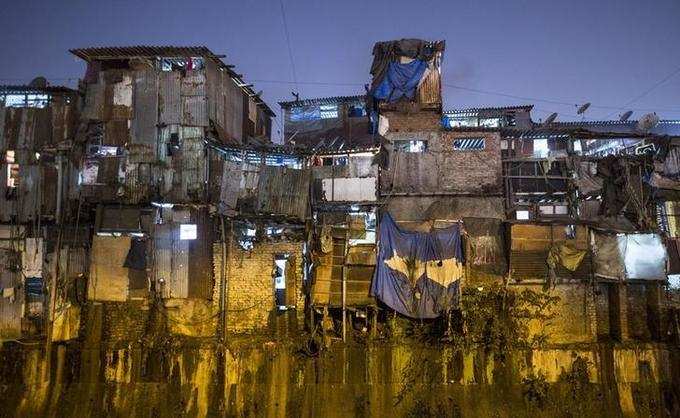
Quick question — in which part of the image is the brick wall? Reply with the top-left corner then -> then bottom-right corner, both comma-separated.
380,111 -> 502,195
213,240 -> 304,334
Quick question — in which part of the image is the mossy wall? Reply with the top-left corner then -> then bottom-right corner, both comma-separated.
1,341 -> 678,417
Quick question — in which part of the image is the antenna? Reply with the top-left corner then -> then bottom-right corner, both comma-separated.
636,113 -> 660,132
291,91 -> 300,103
576,103 -> 591,114
543,113 -> 558,125
619,111 -> 633,121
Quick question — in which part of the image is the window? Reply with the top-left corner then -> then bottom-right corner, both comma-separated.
290,105 -> 321,122
320,104 -> 339,119
348,103 -> 367,117
479,118 -> 500,128
5,151 -> 19,189
516,210 -> 530,220
321,156 -> 348,166
534,139 -> 549,158
179,224 -> 197,240
348,211 -> 377,246
444,116 -> 477,128
2,93 -> 49,108
453,138 -> 485,151
87,145 -> 120,157
158,57 -> 204,71
394,140 -> 427,153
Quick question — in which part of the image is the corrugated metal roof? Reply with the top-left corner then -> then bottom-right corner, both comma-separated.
70,46 -> 222,62
443,105 -> 534,115
70,45 -> 275,117
501,120 -> 680,139
0,85 -> 76,94
279,95 -> 366,108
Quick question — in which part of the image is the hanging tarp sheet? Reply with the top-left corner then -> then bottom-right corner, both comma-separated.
547,243 -> 587,272
592,232 -> 667,280
373,60 -> 428,102
369,39 -> 442,92
620,234 -> 667,280
371,212 -> 463,319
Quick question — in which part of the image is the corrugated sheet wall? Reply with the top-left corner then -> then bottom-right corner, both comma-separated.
131,70 -> 159,150
159,71 -> 182,125
256,166 -> 310,219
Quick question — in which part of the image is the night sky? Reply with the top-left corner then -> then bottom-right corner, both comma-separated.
2,0 -> 680,140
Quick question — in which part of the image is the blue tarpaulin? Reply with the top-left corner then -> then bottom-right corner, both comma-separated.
372,60 -> 428,103
371,213 -> 463,318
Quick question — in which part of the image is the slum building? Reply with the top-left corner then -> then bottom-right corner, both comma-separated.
67,45 -> 316,339
284,38 -> 680,348
0,39 -> 679,417
0,46 -> 315,343
0,83 -> 79,340
280,94 -> 381,339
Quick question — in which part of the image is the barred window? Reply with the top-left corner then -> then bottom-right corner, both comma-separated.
453,137 -> 485,151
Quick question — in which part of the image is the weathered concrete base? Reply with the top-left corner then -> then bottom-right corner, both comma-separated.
1,341 -> 678,417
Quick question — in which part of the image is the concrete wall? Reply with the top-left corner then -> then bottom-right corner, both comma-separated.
2,341 -> 678,418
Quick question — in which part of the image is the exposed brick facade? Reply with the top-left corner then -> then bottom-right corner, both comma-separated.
381,110 -> 503,195
213,241 -> 304,334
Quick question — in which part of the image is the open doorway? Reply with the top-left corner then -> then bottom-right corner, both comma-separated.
273,254 -> 289,311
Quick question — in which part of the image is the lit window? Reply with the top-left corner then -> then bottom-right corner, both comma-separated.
320,104 -> 339,119
6,164 -> 19,188
516,210 -> 530,220
534,139 -> 549,157
445,116 -> 477,128
5,151 -> 19,188
179,224 -> 197,240
394,140 -> 427,153
573,141 -> 583,153
453,138 -> 485,151
2,93 -> 49,108
669,274 -> 680,290
290,105 -> 321,122
479,118 -> 500,128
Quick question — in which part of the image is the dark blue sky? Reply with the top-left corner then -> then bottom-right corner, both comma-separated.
2,0 -> 680,139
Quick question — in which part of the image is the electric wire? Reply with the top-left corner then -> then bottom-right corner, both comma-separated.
278,0 -> 299,95
599,64 -> 680,120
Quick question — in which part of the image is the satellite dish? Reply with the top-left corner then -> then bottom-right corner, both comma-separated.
619,111 -> 633,121
28,77 -> 48,88
543,113 -> 558,125
577,103 -> 591,114
636,113 -> 660,132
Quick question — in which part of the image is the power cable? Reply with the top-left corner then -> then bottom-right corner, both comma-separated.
599,64 -> 680,120
248,78 -> 680,114
278,0 -> 299,95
